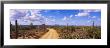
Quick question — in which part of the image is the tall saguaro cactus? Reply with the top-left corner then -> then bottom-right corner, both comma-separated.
42,24 -> 46,32
93,21 -> 94,28
15,20 -> 18,39
43,24 -> 46,32
10,22 -> 12,32
67,23 -> 68,32
92,21 -> 95,39
30,22 -> 33,29
10,22 -> 12,38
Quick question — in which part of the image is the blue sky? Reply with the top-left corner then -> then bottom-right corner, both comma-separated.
10,9 -> 101,26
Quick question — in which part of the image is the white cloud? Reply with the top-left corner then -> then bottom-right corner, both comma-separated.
94,10 -> 101,12
62,15 -> 74,21
23,10 -> 44,22
75,9 -> 100,17
49,16 -> 55,18
45,18 -> 49,22
43,10 -> 50,13
70,15 -> 73,18
87,20 -> 91,22
45,16 -> 56,25
10,9 -> 46,24
88,16 -> 97,19
10,9 -> 28,20
75,12 -> 89,17
83,9 -> 101,12
87,20 -> 95,23
91,16 -> 96,18
51,19 -> 55,22
62,16 -> 68,21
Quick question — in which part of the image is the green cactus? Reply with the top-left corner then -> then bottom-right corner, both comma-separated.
10,22 -> 12,32
15,20 -> 18,39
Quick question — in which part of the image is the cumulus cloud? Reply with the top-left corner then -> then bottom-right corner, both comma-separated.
75,12 -> 89,17
88,16 -> 97,19
10,9 -> 28,20
45,16 -> 56,24
70,15 -> 73,18
62,16 -> 68,21
43,10 -> 50,13
83,9 -> 101,12
87,20 -> 95,23
91,16 -> 96,18
51,19 -> 55,22
75,9 -> 100,17
10,9 -> 45,24
62,15 -> 74,21
87,20 -> 91,22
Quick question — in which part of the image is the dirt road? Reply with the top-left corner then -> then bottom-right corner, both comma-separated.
39,28 -> 59,39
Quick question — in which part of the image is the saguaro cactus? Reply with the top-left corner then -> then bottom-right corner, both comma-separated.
92,21 -> 94,28
15,20 -> 18,39
10,22 -> 12,32
30,22 -> 33,29
67,23 -> 68,32
42,24 -> 46,32
92,21 -> 95,39
43,24 -> 46,32
10,22 -> 12,38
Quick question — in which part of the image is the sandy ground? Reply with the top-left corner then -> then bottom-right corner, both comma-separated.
39,28 -> 59,39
